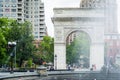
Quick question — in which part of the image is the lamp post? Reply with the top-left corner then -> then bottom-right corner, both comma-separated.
54,54 -> 57,70
8,41 -> 16,73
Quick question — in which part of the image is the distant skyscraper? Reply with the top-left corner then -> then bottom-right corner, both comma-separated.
80,0 -> 118,34
0,0 -> 47,40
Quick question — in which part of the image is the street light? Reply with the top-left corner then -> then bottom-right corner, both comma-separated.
54,54 -> 57,70
8,41 -> 17,73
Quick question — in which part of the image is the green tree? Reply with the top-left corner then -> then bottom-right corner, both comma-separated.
38,36 -> 54,63
7,20 -> 22,41
0,18 -> 36,67
0,18 -> 12,66
15,21 -> 35,67
32,52 -> 43,65
0,29 -> 7,66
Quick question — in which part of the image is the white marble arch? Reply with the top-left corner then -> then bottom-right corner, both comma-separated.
52,8 -> 104,70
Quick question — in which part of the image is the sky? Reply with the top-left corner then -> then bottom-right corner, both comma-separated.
42,0 -> 120,37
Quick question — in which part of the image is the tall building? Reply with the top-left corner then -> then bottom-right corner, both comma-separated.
0,0 -> 47,40
24,0 -> 47,40
80,0 -> 118,34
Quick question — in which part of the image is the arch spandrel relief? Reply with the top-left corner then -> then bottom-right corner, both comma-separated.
55,27 -> 64,42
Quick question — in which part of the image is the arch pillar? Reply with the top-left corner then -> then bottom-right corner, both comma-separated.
54,27 -> 67,69
54,43 -> 66,69
90,43 -> 104,70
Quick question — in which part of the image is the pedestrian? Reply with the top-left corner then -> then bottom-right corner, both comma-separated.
68,65 -> 71,70
50,66 -> 54,71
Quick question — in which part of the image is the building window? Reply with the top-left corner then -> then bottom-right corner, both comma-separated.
18,13 -> 22,17
40,24 -> 44,26
34,36 -> 38,38
11,4 -> 16,7
40,28 -> 44,30
26,15 -> 29,18
18,4 -> 22,7
0,9 -> 3,12
26,11 -> 28,14
26,3 -> 28,6
17,18 -> 22,21
40,7 -> 44,9
34,19 -> 39,22
11,0 -> 16,2
40,36 -> 43,39
35,32 -> 38,34
25,7 -> 28,10
0,14 -> 3,17
40,32 -> 44,34
40,11 -> 44,13
112,36 -> 117,39
18,0 -> 22,2
0,4 -> 3,7
40,19 -> 44,21
5,8 -> 10,12
11,9 -> 16,12
34,15 -> 38,18
35,3 -> 38,5
5,0 -> 10,2
34,11 -> 38,14
11,14 -> 16,17
34,28 -> 38,31
82,5 -> 84,7
5,14 -> 10,17
34,24 -> 38,26
18,8 -> 22,12
40,15 -> 44,17
34,7 -> 38,10
5,4 -> 11,7
0,0 -> 3,2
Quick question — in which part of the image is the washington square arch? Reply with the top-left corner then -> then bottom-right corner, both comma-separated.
52,0 -> 118,70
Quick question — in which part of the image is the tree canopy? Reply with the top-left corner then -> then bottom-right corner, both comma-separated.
0,18 -> 12,66
38,36 -> 54,64
0,18 -> 36,67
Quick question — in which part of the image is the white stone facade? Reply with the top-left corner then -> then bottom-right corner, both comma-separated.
52,8 -> 105,70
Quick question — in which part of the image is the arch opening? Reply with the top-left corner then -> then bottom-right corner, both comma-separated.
66,30 -> 91,69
